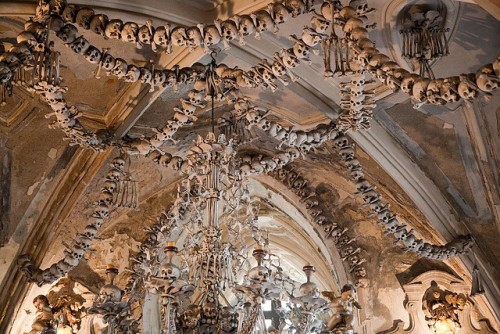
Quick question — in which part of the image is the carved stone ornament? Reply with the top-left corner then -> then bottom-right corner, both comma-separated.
379,270 -> 497,334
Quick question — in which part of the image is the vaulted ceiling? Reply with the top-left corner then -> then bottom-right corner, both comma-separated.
1,0 -> 500,333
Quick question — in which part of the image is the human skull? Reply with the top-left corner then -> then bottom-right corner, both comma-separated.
281,49 -> 299,68
252,10 -> 275,35
412,78 -> 430,102
160,263 -> 180,282
458,74 -> 479,100
125,65 -> 141,82
426,79 -> 446,105
101,53 -> 116,71
476,64 -> 499,92
121,22 -> 139,43
202,302 -> 217,322
310,15 -> 329,33
441,77 -> 460,103
270,3 -> 291,25
140,67 -> 152,84
237,15 -> 256,37
220,19 -> 238,47
248,265 -> 269,283
56,24 -> 78,44
171,27 -> 188,47
183,305 -> 201,328
202,24 -> 222,49
138,21 -> 154,46
349,0 -> 373,15
152,70 -> 166,87
153,25 -> 171,49
98,284 -> 123,303
0,62 -> 12,84
75,7 -> 95,30
112,58 -> 128,78
400,73 -> 419,95
105,19 -> 123,40
186,26 -> 203,50
70,36 -> 90,55
62,4 -> 78,23
90,14 -> 109,36
84,46 -> 102,64
285,0 -> 305,18
299,281 -> 320,298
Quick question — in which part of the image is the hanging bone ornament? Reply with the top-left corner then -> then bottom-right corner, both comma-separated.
105,19 -> 123,40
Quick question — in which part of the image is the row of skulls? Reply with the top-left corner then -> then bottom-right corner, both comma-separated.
51,15 -> 208,92
46,0 -> 317,54
235,97 -> 340,151
0,16 -> 106,149
270,165 -> 368,288
18,156 -> 127,286
331,132 -> 475,260
353,30 -> 500,105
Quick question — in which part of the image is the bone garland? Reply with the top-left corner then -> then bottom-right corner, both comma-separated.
331,132 -> 474,260
47,0 -> 311,54
338,66 -> 376,131
50,21 -> 206,92
17,156 -> 126,286
118,65 -> 248,157
269,165 -> 369,288
350,14 -> 500,105
237,100 -> 339,150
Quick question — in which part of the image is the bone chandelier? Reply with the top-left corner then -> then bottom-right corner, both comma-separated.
4,0 -> 498,332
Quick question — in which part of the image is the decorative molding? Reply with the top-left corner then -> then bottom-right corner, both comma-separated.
379,270 -> 497,334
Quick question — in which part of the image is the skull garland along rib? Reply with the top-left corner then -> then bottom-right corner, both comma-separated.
269,166 -> 368,288
329,132 -> 474,260
48,0 -> 311,54
17,156 -> 127,286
